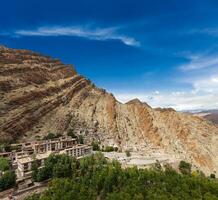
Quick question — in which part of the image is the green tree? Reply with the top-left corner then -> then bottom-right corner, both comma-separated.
179,160 -> 192,175
43,133 -> 60,140
0,157 -> 10,171
32,154 -> 74,182
204,192 -> 218,200
104,146 -> 114,152
36,167 -> 51,182
52,155 -> 72,178
24,193 -> 40,200
26,153 -> 218,200
114,147 -> 118,152
125,150 -> 131,157
91,141 -> 100,151
78,135 -> 84,144
0,143 -> 11,152
0,171 -> 16,192
210,173 -> 216,179
31,159 -> 38,182
67,128 -> 77,139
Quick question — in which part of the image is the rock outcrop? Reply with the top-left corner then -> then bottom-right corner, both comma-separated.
0,46 -> 218,175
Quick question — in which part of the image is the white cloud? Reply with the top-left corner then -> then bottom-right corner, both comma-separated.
189,28 -> 218,37
114,73 -> 218,111
154,90 -> 160,95
179,53 -> 218,71
114,91 -> 218,111
14,26 -> 140,47
177,51 -> 218,93
192,75 -> 218,93
113,54 -> 218,111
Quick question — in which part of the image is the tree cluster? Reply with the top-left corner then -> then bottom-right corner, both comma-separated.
32,154 -> 76,182
0,158 -> 16,192
91,140 -> 118,152
26,153 -> 218,200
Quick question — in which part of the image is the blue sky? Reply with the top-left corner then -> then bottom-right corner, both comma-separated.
1,0 -> 218,110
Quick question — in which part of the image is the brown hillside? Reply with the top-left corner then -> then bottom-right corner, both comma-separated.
0,45 -> 217,175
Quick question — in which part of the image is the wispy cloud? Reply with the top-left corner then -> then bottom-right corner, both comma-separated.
113,61 -> 218,110
179,53 -> 218,71
12,25 -> 140,47
192,75 -> 218,93
189,27 -> 218,37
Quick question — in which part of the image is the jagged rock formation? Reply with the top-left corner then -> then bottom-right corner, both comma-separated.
0,46 -> 218,175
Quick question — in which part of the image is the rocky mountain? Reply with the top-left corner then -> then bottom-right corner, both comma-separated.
0,45 -> 218,175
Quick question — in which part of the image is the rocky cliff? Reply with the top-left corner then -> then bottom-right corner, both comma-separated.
0,45 -> 217,175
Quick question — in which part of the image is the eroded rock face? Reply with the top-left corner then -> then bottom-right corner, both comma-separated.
0,46 -> 218,175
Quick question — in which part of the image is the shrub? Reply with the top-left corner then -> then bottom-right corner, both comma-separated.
67,128 -> 77,139
0,171 -> 16,192
210,173 -> 216,179
125,150 -> 131,157
91,141 -> 100,151
24,193 -> 40,200
154,160 -> 162,171
0,157 -> 10,171
0,143 -> 11,152
78,135 -> 84,144
179,160 -> 192,175
43,133 -> 56,140
114,147 -> 118,152
104,146 -> 115,152
35,135 -> 41,140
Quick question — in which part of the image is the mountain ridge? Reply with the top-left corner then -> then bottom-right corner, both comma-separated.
184,109 -> 218,125
0,45 -> 218,175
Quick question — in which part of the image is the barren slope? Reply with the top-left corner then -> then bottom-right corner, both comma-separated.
0,45 -> 217,175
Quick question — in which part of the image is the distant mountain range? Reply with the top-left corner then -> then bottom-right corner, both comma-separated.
183,109 -> 218,125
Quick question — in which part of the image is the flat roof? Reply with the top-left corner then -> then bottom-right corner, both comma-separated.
17,156 -> 32,164
17,151 -> 52,164
36,151 -> 52,159
34,138 -> 77,146
11,137 -> 76,147
65,145 -> 91,150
